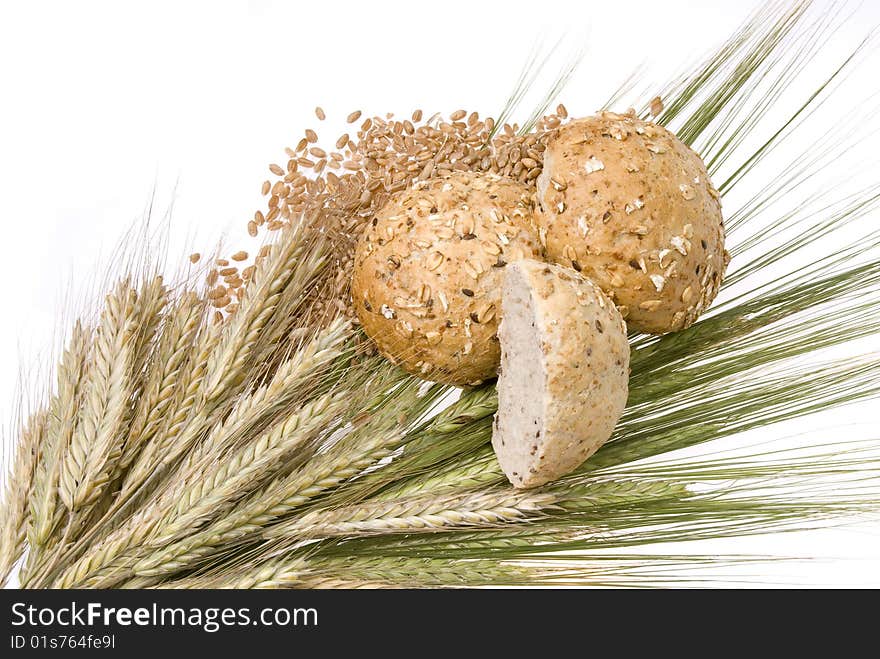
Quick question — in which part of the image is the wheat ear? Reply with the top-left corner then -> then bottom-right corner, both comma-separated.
304,556 -> 529,588
202,223 -> 328,403
28,322 -> 91,552
128,380 -> 455,578
44,498 -> 165,589
118,320 -> 219,501
166,317 -> 351,466
265,489 -> 559,541
50,385 -> 348,588
119,291 -> 203,472
130,275 -> 167,374
125,430 -> 398,579
57,281 -> 137,512
183,558 -> 311,589
0,412 -> 47,586
149,392 -> 345,547
47,321 -> 350,587
121,226 -> 327,502
375,451 -> 502,500
77,393 -> 344,586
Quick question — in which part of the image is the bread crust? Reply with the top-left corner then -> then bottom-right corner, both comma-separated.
535,112 -> 728,334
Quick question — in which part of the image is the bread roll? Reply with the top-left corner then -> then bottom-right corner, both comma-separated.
492,259 -> 629,488
535,111 -> 728,334
352,172 -> 542,385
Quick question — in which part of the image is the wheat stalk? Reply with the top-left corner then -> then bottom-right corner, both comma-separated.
44,321 -> 354,587
127,389 -> 414,578
374,454 -> 502,500
121,365 -> 409,573
300,555 -> 530,588
182,558 -> 311,589
176,317 -> 351,462
0,411 -> 47,586
119,224 -> 330,505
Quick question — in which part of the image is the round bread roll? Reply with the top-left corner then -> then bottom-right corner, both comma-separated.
492,259 -> 629,488
352,171 -> 542,386
535,111 -> 729,334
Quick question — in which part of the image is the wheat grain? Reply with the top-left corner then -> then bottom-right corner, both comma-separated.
216,105 -> 566,318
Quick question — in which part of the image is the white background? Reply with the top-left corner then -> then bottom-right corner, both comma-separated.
1,0 -> 878,586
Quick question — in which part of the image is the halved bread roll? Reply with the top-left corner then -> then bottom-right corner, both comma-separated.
492,260 -> 630,488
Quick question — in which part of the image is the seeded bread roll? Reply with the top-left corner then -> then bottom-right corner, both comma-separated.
352,172 -> 542,386
492,260 -> 629,488
535,111 -> 729,334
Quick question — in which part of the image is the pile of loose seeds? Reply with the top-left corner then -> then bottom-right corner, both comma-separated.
200,104 -> 570,322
